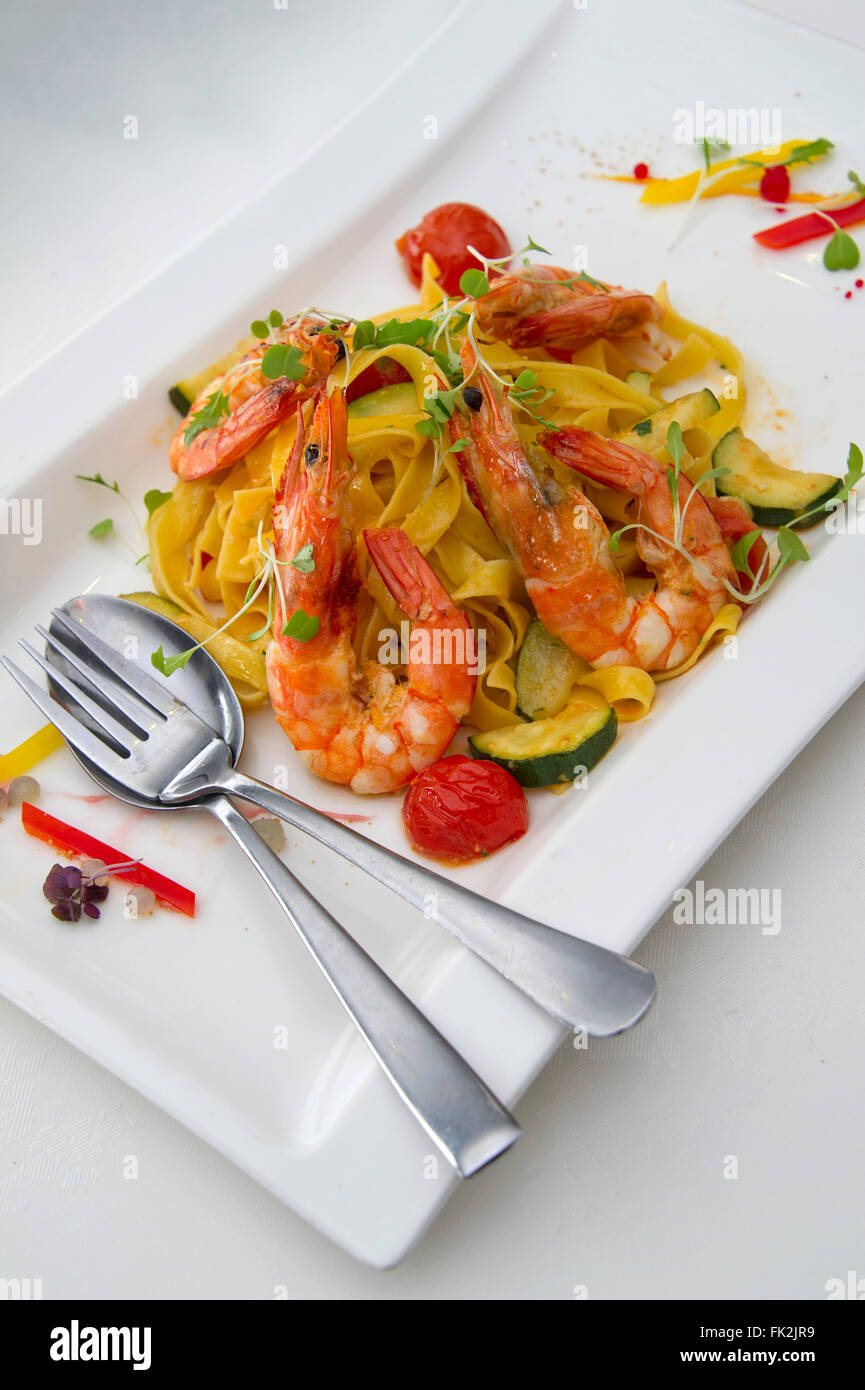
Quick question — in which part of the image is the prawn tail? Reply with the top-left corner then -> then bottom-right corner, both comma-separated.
364,527 -> 456,620
540,427 -> 655,494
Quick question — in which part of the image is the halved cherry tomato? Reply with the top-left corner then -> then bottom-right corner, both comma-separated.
401,754 -> 528,865
345,357 -> 411,404
396,202 -> 511,297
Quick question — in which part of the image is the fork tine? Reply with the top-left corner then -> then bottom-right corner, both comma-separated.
18,640 -> 140,754
1,656 -> 130,775
50,607 -> 179,717
36,624 -> 155,732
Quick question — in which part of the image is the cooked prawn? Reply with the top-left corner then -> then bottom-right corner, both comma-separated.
266,391 -> 475,793
170,318 -> 342,482
473,264 -> 663,351
452,364 -> 737,672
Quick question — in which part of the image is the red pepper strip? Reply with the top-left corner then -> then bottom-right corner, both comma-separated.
21,802 -> 196,917
753,196 -> 865,249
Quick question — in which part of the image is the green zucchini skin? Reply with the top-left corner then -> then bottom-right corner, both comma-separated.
624,369 -> 656,398
515,619 -> 584,721
619,387 -> 720,451
469,704 -> 617,788
168,384 -> 193,414
713,428 -> 842,528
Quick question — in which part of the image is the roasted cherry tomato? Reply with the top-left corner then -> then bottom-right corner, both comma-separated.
345,356 -> 411,403
401,754 -> 528,864
396,202 -> 511,297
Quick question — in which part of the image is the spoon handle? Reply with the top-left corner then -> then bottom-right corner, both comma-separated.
203,793 -> 520,1177
218,770 -> 656,1037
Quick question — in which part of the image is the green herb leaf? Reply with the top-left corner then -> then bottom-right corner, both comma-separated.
824,229 -> 860,271
144,488 -> 173,516
776,526 -> 810,566
260,344 -> 307,381
730,528 -> 762,579
525,235 -> 551,255
512,369 -> 538,391
76,472 -> 119,493
740,138 -> 834,172
576,270 -> 609,291
785,137 -> 833,166
250,319 -> 270,339
373,317 -> 436,349
89,518 -> 114,538
844,441 -> 864,488
183,389 -> 230,447
282,609 -> 320,641
849,170 -> 865,196
415,418 -> 439,439
444,437 -> 471,456
150,644 -> 194,676
632,418 -> 653,436
459,268 -> 491,297
666,466 -> 679,510
352,320 -> 376,350
290,542 -> 315,573
430,348 -> 463,384
608,527 -> 623,555
268,309 -> 283,327
666,421 -> 685,469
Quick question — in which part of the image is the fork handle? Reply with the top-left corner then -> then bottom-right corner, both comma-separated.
203,793 -> 520,1177
216,770 -> 656,1036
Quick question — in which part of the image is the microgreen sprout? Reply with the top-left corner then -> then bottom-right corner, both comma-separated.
42,857 -> 143,922
282,609 -> 320,641
738,137 -> 834,171
149,520 -> 322,673
76,471 -> 149,564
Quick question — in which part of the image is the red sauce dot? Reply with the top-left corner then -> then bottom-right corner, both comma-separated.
845,290 -> 853,299
760,165 -> 790,204
856,279 -> 864,289
633,162 -> 649,180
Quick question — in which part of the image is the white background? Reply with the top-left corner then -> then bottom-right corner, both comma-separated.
1,0 -> 864,1298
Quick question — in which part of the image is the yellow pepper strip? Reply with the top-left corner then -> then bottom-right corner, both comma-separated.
637,139 -> 827,204
0,724 -> 65,782
598,175 -> 825,204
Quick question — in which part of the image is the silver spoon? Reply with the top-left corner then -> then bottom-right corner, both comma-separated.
4,594 -> 523,1177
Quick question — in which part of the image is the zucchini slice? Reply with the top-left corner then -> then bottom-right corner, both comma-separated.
515,618 -> 586,721
712,428 -> 842,528
469,702 -> 617,788
346,382 -> 418,419
168,339 -> 253,415
624,369 -> 656,397
619,387 -> 720,451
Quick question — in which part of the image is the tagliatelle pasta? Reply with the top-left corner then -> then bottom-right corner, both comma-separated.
148,258 -> 749,746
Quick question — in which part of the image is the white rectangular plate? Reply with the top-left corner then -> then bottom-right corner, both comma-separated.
1,0 -> 863,1266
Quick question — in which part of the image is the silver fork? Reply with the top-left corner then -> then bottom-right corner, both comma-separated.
3,623 -> 524,1178
4,604 -> 656,1037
